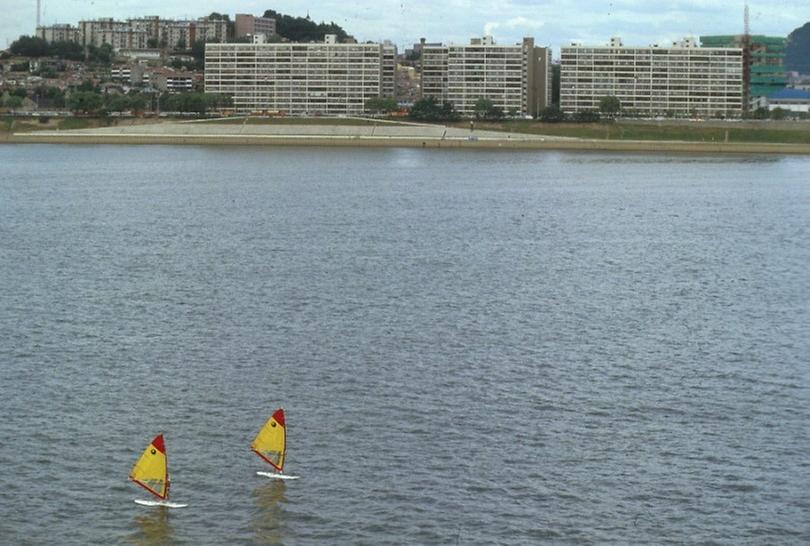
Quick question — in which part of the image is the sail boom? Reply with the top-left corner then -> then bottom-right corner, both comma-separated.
129,476 -> 168,500
251,447 -> 283,472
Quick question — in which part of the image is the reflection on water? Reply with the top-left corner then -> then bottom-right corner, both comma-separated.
251,480 -> 288,545
127,506 -> 174,546
564,154 -> 781,165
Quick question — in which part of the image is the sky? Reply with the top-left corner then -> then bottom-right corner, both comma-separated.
3,0 -> 808,56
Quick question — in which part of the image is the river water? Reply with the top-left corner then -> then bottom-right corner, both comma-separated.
0,145 -> 808,545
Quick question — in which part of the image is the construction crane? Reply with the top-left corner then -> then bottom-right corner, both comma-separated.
742,2 -> 751,113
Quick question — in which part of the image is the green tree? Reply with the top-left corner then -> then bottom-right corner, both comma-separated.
4,95 -> 24,110
50,41 -> 84,61
573,110 -> 601,123
34,86 -> 65,108
752,106 -> 770,119
87,44 -> 113,64
262,9 -> 352,43
68,91 -> 104,114
770,107 -> 788,120
147,38 -> 159,49
191,39 -> 207,60
365,96 -> 398,114
105,94 -> 131,112
207,12 -> 231,21
409,97 -> 459,122
539,104 -> 566,123
599,95 -> 622,117
474,97 -> 504,120
159,92 -> 231,114
128,93 -> 148,113
9,36 -> 51,57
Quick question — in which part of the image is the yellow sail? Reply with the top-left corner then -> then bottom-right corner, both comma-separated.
251,409 -> 286,471
129,434 -> 169,500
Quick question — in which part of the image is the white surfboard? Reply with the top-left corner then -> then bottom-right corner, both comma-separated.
257,471 -> 300,480
134,499 -> 188,508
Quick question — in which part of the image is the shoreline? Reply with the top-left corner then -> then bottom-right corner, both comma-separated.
5,131 -> 810,154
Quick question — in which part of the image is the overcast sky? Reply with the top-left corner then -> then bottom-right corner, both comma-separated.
3,0 -> 808,55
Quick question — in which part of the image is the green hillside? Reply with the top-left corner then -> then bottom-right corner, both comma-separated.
262,9 -> 353,43
786,22 -> 810,74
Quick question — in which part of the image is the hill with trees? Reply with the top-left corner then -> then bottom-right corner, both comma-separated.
262,9 -> 353,42
8,36 -> 112,63
786,22 -> 810,75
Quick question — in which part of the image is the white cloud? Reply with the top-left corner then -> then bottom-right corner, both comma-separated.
484,16 -> 545,40
2,0 -> 807,52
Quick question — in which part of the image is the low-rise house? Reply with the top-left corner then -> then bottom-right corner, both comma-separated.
764,88 -> 810,112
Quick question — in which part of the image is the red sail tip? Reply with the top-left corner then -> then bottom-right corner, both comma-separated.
152,434 -> 166,454
272,408 -> 285,427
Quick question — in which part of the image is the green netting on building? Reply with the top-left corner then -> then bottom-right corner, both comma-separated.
700,34 -> 787,99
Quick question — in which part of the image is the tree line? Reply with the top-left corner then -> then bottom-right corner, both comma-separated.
9,36 -> 114,63
262,10 -> 352,43
2,85 -> 232,115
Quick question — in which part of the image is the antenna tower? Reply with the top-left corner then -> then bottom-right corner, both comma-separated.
37,0 -> 41,28
744,3 -> 750,37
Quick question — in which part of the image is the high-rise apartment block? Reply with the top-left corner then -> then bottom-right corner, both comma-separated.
234,14 -> 277,39
560,37 -> 744,117
701,35 -> 787,102
76,18 -> 149,49
36,24 -> 80,44
204,35 -> 396,115
36,16 -> 227,50
420,36 -> 552,117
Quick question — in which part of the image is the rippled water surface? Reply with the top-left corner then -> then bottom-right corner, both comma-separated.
1,145 -> 809,544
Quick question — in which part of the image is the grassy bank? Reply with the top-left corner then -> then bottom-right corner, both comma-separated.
194,116 -> 407,126
0,116 -> 119,134
458,120 -> 810,145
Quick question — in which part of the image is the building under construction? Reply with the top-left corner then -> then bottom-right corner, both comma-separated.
701,35 -> 787,105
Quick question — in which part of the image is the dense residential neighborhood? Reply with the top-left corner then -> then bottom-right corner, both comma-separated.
2,9 -> 810,120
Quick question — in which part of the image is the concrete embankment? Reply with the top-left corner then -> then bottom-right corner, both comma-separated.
5,122 -> 810,155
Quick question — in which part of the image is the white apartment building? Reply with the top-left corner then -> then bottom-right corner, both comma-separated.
150,70 -> 195,93
560,37 -> 744,117
194,19 -> 228,44
39,17 -> 227,50
161,19 -> 227,49
78,19 -> 149,49
421,45 -> 449,103
204,35 -> 396,115
36,24 -> 81,44
421,36 -> 552,117
235,14 -> 277,39
110,66 -> 132,81
381,41 -> 398,98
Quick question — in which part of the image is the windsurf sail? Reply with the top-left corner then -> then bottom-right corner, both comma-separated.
129,434 -> 169,500
251,409 -> 287,472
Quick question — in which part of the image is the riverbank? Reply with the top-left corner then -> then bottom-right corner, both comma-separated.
3,118 -> 810,154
